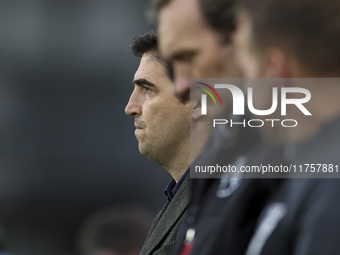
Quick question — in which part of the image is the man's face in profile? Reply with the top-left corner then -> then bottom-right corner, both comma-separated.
125,52 -> 190,164
233,13 -> 263,79
233,13 -> 295,143
158,0 -> 239,99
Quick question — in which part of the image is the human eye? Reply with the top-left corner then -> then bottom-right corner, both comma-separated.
143,86 -> 153,94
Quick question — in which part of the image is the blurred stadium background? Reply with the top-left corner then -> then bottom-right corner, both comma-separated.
0,0 -> 169,254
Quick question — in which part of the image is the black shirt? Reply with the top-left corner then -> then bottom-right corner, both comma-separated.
164,169 -> 190,201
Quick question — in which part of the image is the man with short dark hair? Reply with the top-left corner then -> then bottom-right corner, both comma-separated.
233,0 -> 340,254
149,1 -> 277,255
235,0 -> 340,79
125,31 -> 207,255
150,0 -> 240,99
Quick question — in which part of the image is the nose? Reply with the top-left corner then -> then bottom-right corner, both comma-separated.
173,65 -> 191,99
125,88 -> 143,116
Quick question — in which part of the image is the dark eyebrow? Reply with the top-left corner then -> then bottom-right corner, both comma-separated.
132,78 -> 156,88
171,50 -> 196,62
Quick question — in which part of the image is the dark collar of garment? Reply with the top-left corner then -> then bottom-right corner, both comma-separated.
164,169 -> 189,201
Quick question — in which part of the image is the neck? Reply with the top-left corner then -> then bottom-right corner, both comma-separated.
162,124 -> 209,182
163,142 -> 190,182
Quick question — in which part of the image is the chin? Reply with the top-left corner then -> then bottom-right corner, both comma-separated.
139,144 -> 164,165
138,143 -> 151,157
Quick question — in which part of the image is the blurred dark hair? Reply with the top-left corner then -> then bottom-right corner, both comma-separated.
199,0 -> 237,44
149,0 -> 237,44
148,0 -> 171,22
238,0 -> 340,75
130,31 -> 173,80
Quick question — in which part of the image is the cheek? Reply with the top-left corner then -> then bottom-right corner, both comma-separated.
237,45 -> 264,78
196,52 -> 224,77
173,63 -> 192,89
237,52 -> 254,78
142,103 -> 157,122
248,56 -> 262,78
191,56 -> 209,78
143,102 -> 171,126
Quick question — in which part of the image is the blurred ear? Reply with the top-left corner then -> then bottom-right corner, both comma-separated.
192,99 -> 203,120
264,47 -> 292,78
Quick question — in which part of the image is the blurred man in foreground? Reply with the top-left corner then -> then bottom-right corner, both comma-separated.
151,0 -> 240,99
234,0 -> 340,254
150,0 -> 278,254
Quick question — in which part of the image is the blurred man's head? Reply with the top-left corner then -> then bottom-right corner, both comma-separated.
151,0 -> 240,99
125,31 -> 191,181
234,0 -> 340,78
234,0 -> 340,143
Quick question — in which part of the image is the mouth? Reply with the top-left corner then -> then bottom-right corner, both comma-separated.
134,124 -> 144,137
134,119 -> 145,130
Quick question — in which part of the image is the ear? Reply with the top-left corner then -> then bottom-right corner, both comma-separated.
192,99 -> 204,120
264,47 -> 292,78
